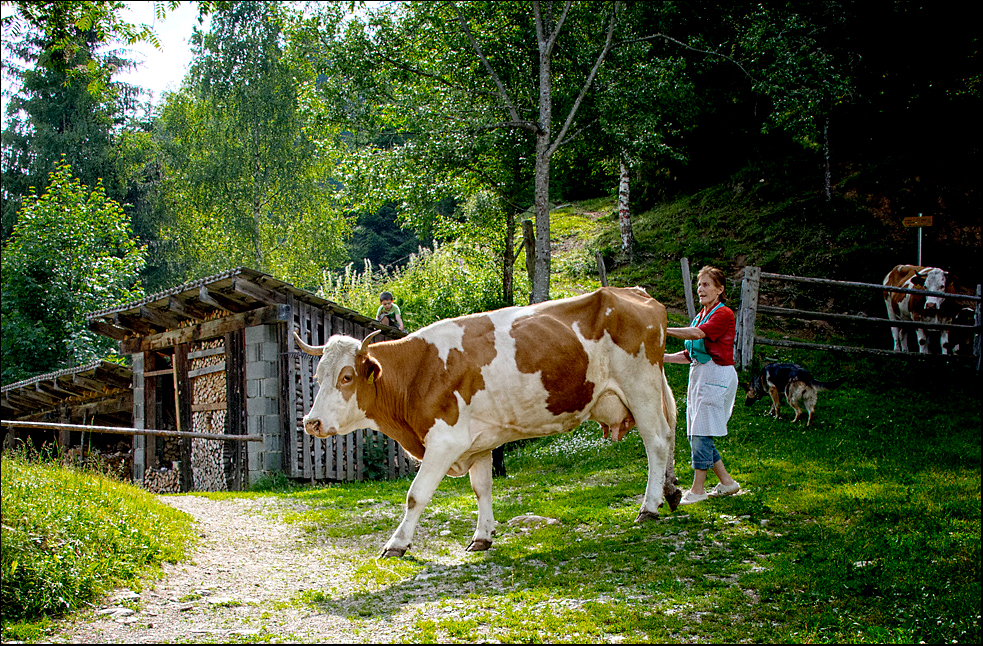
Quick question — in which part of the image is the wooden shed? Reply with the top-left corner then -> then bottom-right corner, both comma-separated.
1,361 -> 135,477
84,267 -> 415,492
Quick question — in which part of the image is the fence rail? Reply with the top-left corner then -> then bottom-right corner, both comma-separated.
1,419 -> 263,442
735,266 -> 982,372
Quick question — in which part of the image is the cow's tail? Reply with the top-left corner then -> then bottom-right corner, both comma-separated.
660,365 -> 677,432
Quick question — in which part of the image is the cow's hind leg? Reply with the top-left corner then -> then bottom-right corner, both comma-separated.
630,405 -> 672,522
381,429 -> 469,558
467,451 -> 495,551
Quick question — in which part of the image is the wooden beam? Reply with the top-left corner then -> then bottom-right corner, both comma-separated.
120,304 -> 290,354
115,313 -> 158,336
757,304 -> 981,332
88,318 -> 130,341
188,362 -> 225,379
233,276 -> 287,305
72,373 -> 106,392
198,285 -> 247,312
1,420 -> 263,442
168,295 -> 210,321
140,305 -> 186,330
93,365 -> 132,389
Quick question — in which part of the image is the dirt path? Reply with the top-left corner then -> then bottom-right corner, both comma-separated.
53,495 -> 413,643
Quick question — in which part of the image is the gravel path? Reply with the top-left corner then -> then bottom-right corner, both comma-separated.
52,494 -> 440,643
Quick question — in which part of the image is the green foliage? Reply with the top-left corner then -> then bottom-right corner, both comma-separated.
0,451 -> 196,628
318,240 -> 515,331
360,432 -> 391,482
154,1 -> 349,288
1,159 -> 145,384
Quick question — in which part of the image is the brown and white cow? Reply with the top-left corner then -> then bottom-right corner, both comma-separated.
883,265 -> 950,354
295,287 -> 680,557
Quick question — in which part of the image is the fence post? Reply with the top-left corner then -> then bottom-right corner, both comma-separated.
975,284 -> 982,374
596,251 -> 608,287
681,257 -> 696,321
739,266 -> 760,371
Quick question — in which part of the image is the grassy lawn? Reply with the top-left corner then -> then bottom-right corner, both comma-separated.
262,342 -> 981,643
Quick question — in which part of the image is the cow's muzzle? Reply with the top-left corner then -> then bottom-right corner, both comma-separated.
304,418 -> 337,438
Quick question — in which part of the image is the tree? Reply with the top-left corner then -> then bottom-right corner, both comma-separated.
155,1 -> 350,287
313,1 -> 625,303
1,159 -> 145,384
1,11 -> 145,239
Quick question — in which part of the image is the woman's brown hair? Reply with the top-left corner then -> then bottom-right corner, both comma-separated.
697,265 -> 727,301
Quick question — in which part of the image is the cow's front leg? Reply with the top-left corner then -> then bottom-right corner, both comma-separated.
381,430 -> 469,558
915,327 -> 931,354
940,329 -> 951,355
467,451 -> 495,551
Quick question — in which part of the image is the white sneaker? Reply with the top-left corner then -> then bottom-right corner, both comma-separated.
708,481 -> 741,497
679,490 -> 708,505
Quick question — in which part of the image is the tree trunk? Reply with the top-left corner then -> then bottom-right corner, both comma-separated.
522,218 -> 537,302
824,117 -> 832,202
618,158 -> 633,260
504,208 -> 515,306
532,3 -> 553,305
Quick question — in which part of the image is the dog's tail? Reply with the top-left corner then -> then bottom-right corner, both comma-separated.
812,377 -> 845,391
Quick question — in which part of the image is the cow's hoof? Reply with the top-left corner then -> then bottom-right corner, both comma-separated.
634,510 -> 660,523
666,489 -> 683,512
379,547 -> 407,558
467,538 -> 493,552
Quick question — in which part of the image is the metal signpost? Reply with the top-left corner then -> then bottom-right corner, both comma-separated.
902,213 -> 933,264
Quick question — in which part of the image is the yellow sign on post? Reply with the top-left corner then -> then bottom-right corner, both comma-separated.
903,216 -> 933,227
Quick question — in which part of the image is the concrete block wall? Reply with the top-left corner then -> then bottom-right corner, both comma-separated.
131,353 -> 146,485
245,323 -> 283,485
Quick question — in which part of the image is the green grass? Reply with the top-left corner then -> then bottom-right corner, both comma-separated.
0,452 -> 197,640
267,347 -> 979,643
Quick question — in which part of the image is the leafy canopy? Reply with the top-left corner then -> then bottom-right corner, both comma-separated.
1,158 -> 145,384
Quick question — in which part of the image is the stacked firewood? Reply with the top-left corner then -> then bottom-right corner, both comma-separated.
62,442 -> 133,481
144,464 -> 180,493
191,339 -> 227,492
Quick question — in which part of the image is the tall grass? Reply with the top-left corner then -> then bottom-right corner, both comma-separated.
317,240 -> 519,331
1,451 -> 196,632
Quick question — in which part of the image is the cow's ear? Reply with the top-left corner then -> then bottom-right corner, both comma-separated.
911,274 -> 926,286
357,355 -> 382,385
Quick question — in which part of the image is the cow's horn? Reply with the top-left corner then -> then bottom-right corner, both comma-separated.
359,330 -> 383,355
293,330 -> 323,356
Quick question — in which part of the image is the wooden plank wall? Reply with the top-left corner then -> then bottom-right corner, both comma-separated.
288,301 -> 416,481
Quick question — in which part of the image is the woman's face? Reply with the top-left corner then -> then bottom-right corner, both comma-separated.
697,276 -> 724,308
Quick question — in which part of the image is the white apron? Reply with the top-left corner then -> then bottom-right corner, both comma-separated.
686,360 -> 738,437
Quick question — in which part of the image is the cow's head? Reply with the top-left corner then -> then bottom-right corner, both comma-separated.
295,330 -> 382,438
919,267 -> 948,312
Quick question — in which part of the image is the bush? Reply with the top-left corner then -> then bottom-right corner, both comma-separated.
318,239 -> 514,331
0,453 -> 195,626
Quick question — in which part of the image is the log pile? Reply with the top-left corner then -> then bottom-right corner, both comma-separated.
191,339 -> 227,492
63,441 -> 133,481
144,464 -> 180,493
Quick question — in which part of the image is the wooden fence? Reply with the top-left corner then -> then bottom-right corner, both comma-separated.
734,266 -> 983,372
288,300 -> 417,482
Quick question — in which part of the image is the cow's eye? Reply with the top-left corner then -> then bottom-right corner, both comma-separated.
341,374 -> 352,384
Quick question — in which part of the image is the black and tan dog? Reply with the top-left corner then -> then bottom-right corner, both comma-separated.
743,362 -> 843,426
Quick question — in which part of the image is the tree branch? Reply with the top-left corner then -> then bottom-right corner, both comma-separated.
450,0 -> 521,124
617,32 -> 753,79
549,1 -> 619,157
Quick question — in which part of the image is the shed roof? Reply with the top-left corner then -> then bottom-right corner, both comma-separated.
1,360 -> 133,420
86,267 -> 403,341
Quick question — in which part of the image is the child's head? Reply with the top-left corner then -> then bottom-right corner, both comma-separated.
380,291 -> 394,306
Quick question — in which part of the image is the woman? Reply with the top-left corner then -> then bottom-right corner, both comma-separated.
664,266 -> 741,505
